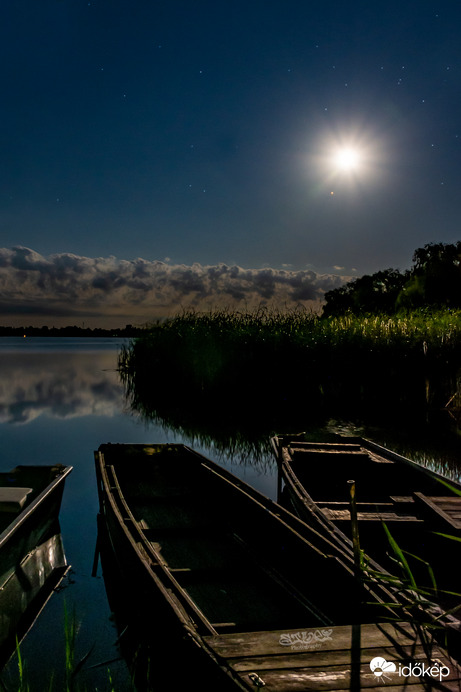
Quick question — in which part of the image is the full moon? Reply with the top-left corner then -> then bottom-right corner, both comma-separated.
334,147 -> 361,171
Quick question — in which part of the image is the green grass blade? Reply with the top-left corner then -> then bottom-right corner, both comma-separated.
400,549 -> 438,594
382,523 -> 417,588
434,477 -> 461,497
432,531 -> 461,543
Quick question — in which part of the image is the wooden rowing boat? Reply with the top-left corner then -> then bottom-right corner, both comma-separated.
271,434 -> 461,607
95,443 -> 461,691
0,463 -> 72,665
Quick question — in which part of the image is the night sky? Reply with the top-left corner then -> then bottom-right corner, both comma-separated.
1,1 -> 460,325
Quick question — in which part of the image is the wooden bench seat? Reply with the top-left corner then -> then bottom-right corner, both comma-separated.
0,487 -> 32,513
321,508 -> 422,522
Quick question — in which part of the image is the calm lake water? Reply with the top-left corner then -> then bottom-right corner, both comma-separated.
0,337 -> 460,690
0,338 -> 278,690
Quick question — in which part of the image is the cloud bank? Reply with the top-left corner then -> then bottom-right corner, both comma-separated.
0,246 -> 348,326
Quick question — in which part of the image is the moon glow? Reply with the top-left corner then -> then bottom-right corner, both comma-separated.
310,129 -> 383,192
334,147 -> 361,171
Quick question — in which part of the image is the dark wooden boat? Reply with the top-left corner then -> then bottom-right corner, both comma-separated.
95,443 -> 461,691
0,464 -> 72,665
272,434 -> 461,605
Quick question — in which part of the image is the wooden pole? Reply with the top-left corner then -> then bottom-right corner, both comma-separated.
348,480 -> 362,581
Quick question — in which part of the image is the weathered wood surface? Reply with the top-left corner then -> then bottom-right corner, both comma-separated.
321,509 -> 423,522
287,443 -> 363,453
274,434 -> 461,609
414,493 -> 461,531
205,622 -> 461,691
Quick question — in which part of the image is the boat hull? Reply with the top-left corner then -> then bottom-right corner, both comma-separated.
272,434 -> 461,606
95,443 -> 461,690
0,527 -> 69,668
0,464 -> 72,666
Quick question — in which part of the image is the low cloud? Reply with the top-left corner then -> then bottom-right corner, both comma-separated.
0,246 -> 349,326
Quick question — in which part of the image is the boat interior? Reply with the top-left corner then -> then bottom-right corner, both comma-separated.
0,466 -> 65,534
285,442 -> 461,599
106,446 -> 388,635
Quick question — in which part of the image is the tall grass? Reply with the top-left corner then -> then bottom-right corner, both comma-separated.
360,520 -> 461,663
1,606 -> 121,692
119,308 -> 461,427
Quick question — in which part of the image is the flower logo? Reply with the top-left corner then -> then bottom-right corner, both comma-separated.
370,657 -> 397,677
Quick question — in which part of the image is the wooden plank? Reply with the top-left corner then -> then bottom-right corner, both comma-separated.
432,498 -> 461,508
288,443 -> 363,452
0,487 -> 32,513
247,661 -> 460,691
414,492 -> 461,530
329,687 -> 450,692
322,509 -> 422,522
230,644 -> 447,672
205,622 -> 461,691
204,622 -> 421,658
332,687 -> 461,692
317,502 -> 394,507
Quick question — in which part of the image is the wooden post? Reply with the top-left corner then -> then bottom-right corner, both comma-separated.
348,480 -> 362,581
276,439 -> 283,503
348,480 -> 363,623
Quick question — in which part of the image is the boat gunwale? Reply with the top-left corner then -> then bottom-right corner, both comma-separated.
272,435 -> 461,526
0,465 -> 73,551
96,443 -> 461,690
96,443 -> 360,691
95,444 -> 405,627
95,444 -> 353,608
95,448 -> 218,638
271,433 -> 461,631
96,442 -> 380,576
97,442 -> 345,562
361,437 -> 461,491
273,434 -> 461,492
272,439 -> 404,583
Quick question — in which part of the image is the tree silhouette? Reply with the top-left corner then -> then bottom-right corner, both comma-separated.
323,241 -> 461,316
399,241 -> 461,308
323,268 -> 407,316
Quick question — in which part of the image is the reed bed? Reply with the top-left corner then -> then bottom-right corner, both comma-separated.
118,308 -> 461,422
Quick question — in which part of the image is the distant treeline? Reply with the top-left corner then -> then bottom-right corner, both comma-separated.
324,241 -> 461,317
0,324 -> 146,337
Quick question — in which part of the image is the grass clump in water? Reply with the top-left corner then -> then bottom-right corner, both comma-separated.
1,604 -> 124,692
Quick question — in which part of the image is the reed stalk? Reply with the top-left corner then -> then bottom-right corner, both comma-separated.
119,307 -> 461,423
360,521 -> 461,662
0,606 -> 118,692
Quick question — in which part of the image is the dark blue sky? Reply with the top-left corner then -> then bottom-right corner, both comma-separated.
1,0 -> 460,292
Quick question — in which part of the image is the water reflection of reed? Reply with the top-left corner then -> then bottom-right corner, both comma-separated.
119,376 -> 287,469
120,355 -> 461,481
153,419 -> 275,470
118,343 -> 337,467
118,308 -> 461,476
